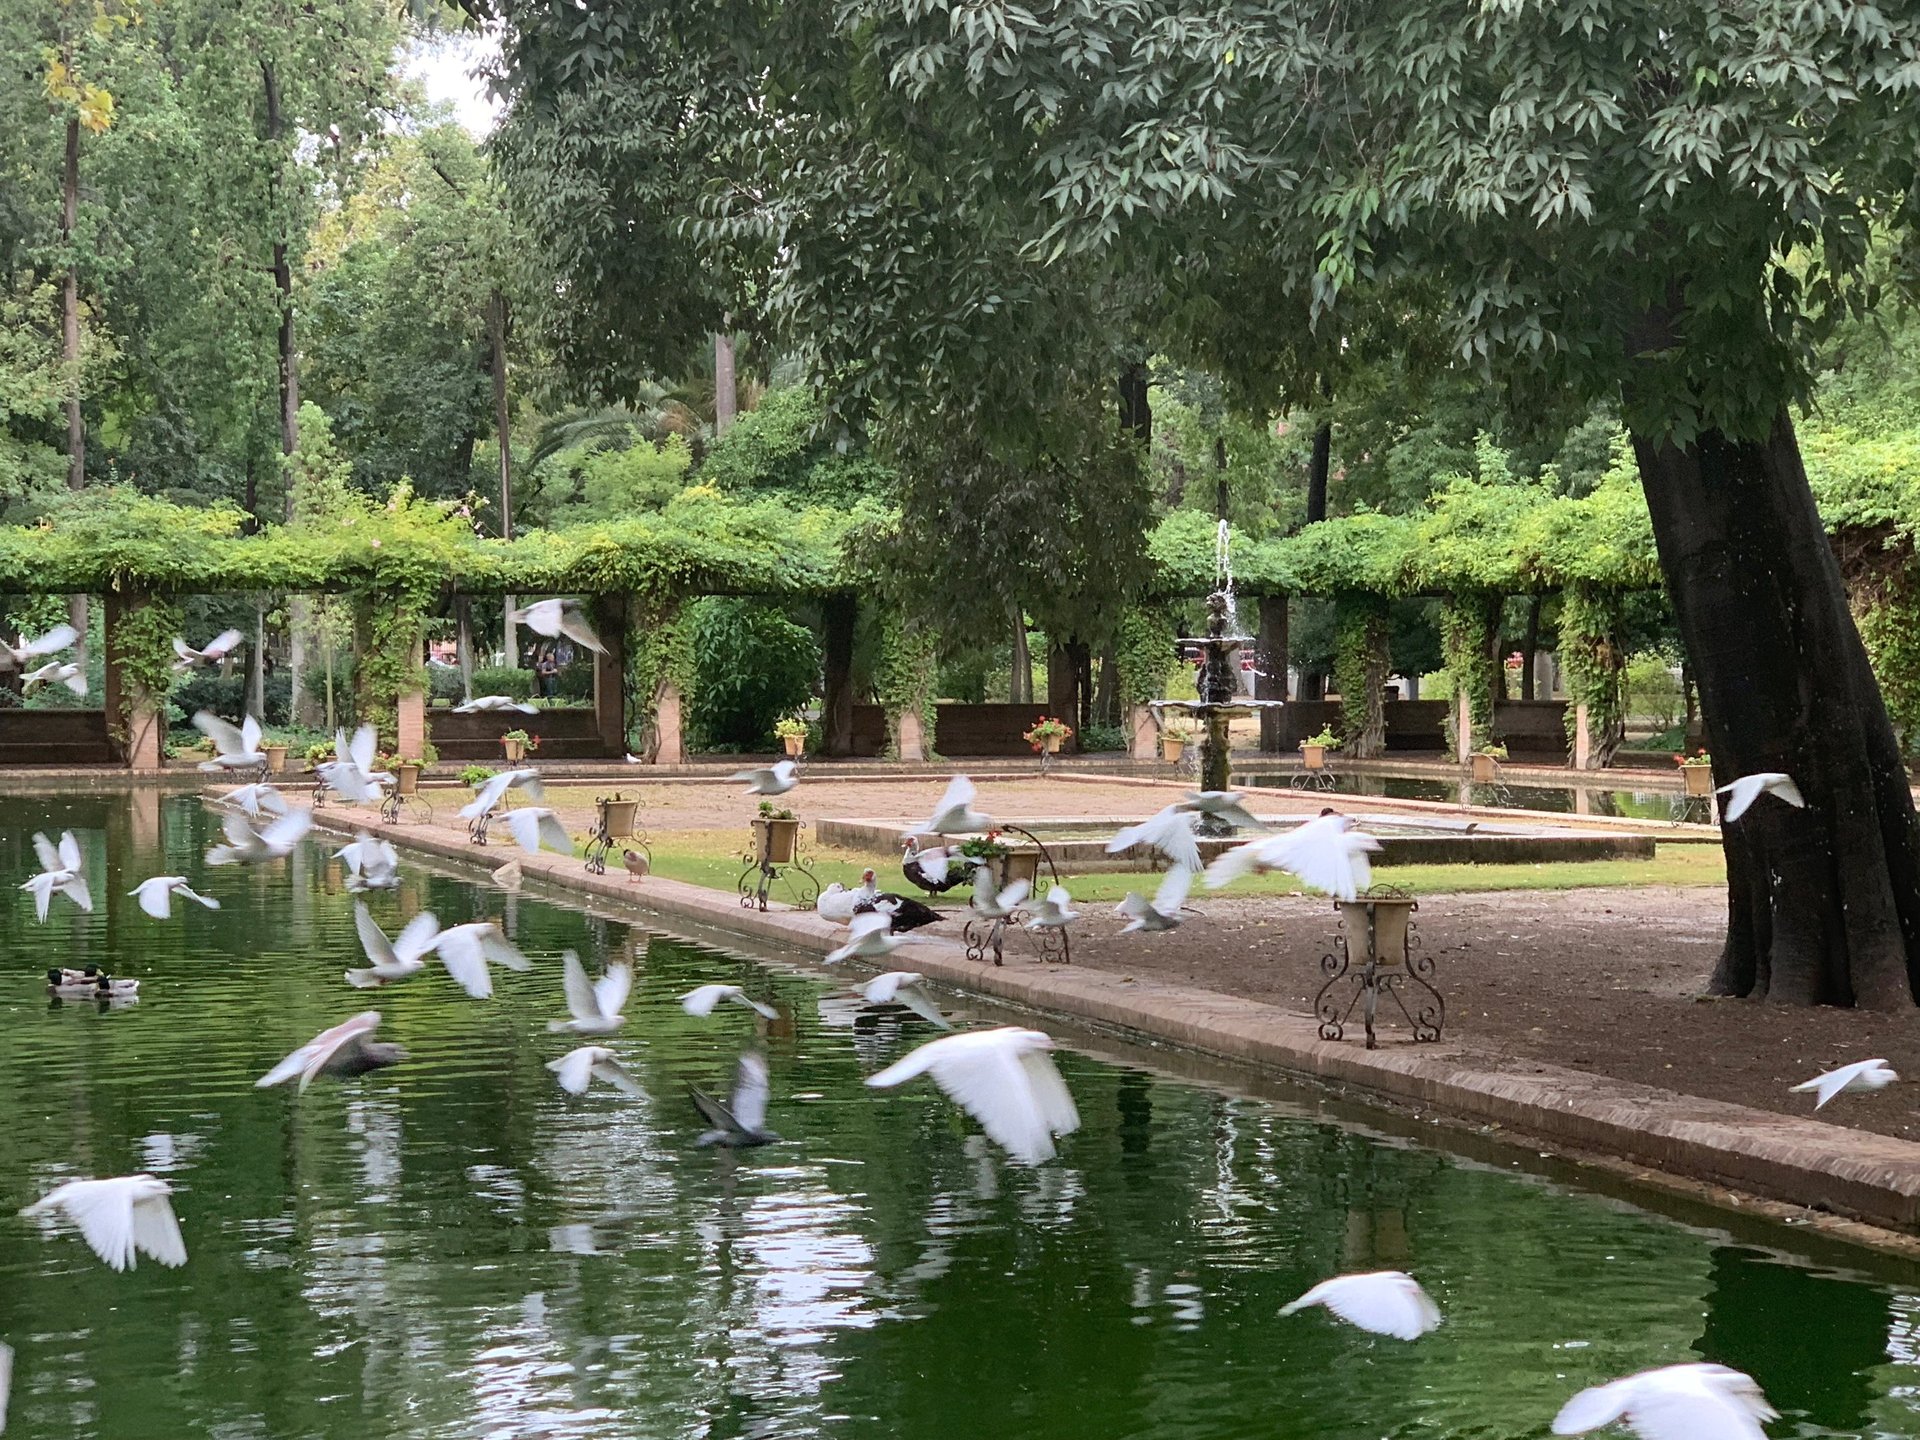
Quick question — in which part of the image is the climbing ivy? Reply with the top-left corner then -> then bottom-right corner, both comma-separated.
625,599 -> 695,757
1559,585 -> 1627,767
1111,607 -> 1178,705
1439,593 -> 1503,753
1332,594 -> 1390,757
103,590 -> 182,749
874,616 -> 940,759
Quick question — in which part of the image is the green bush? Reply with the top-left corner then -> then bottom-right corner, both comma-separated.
1080,723 -> 1127,752
429,663 -> 466,705
472,665 -> 535,701
686,597 -> 822,750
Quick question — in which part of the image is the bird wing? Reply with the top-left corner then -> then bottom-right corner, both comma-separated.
21,623 -> 77,660
50,1179 -> 141,1271
57,830 -> 82,874
924,1036 -> 1060,1166
536,812 -> 573,854
848,911 -> 894,945
969,866 -> 999,912
772,760 -> 799,788
1017,1048 -> 1080,1140
504,808 -> 547,854
1791,1061 -> 1871,1108
997,877 -> 1032,912
193,710 -> 247,758
1114,892 -> 1151,929
131,1188 -> 188,1268
557,605 -> 607,654
261,809 -> 313,853
480,926 -> 533,973
593,963 -> 633,1017
1108,806 -> 1203,873
894,981 -> 953,1030
31,831 -> 60,873
23,873 -> 54,923
516,598 -> 562,636
730,1052 -> 771,1131
507,768 -> 546,801
928,774 -> 976,830
863,971 -> 912,1004
354,902 -> 400,968
176,883 -> 219,911
688,1085 -> 742,1135
348,724 -> 379,775
1551,1377 -> 1637,1435
1203,832 -> 1279,889
240,714 -> 263,754
561,952 -> 603,1021
1305,1272 -> 1441,1340
1152,864 -> 1194,915
174,636 -> 197,663
134,877 -> 174,920
591,1055 -> 648,1098
202,628 -> 243,661
1554,1367 -> 1773,1440
461,771 -> 514,819
435,927 -> 496,999
1273,820 -> 1375,900
680,984 -> 729,1017
1717,771 -> 1805,822
60,667 -> 87,695
61,875 -> 92,913
548,1047 -> 600,1095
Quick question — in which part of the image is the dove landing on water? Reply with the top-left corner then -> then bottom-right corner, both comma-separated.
257,1012 -> 406,1092
205,807 -> 311,866
1116,865 -> 1192,934
1553,1363 -> 1776,1440
548,1045 -> 647,1099
1716,772 -> 1806,823
509,597 -> 606,654
730,760 -> 798,796
861,971 -> 951,1029
1205,811 -> 1381,900
691,1052 -> 780,1147
1791,1057 -> 1897,1109
1279,1271 -> 1442,1341
681,983 -> 778,1020
867,1027 -> 1080,1166
129,876 -> 219,921
550,952 -> 633,1035
19,1174 -> 186,1273
22,830 -> 91,922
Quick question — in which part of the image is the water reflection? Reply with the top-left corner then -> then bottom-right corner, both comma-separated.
0,790 -> 1915,1439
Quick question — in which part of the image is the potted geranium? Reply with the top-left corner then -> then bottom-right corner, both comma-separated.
1470,741 -> 1508,784
1023,715 -> 1074,755
753,799 -> 801,865
392,744 -> 434,795
774,714 -> 809,759
1677,748 -> 1713,798
502,728 -> 538,763
1160,722 -> 1193,765
1300,726 -> 1341,771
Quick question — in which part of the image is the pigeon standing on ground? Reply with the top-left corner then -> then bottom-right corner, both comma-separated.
1106,805 -> 1204,873
691,1052 -> 780,1147
1205,811 -> 1382,900
681,983 -> 778,1020
1716,772 -> 1806,823
336,833 -> 401,892
1790,1057 -> 1897,1108
866,1027 -> 1080,1166
622,849 -> 650,882
922,775 -> 993,835
18,1175 -> 186,1272
510,597 -> 606,654
1116,865 -> 1192,934
344,904 -> 442,990
1,623 -> 77,674
548,1045 -> 647,1098
256,1012 -> 407,1091
191,711 -> 269,772
205,808 -> 312,866
861,972 -> 952,1029
129,875 -> 220,920
454,694 -> 538,715
22,831 -> 91,922
1552,1363 -> 1776,1440
1278,1271 -> 1443,1340
171,629 -> 243,672
730,760 -> 798,795
549,952 -> 633,1035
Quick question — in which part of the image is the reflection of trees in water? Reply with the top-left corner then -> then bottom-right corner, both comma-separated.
1695,1245 -> 1887,1432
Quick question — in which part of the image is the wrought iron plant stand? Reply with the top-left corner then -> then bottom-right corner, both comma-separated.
1315,889 -> 1444,1050
963,823 -> 1072,967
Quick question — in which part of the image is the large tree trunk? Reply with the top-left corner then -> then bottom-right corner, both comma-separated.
1306,420 -> 1331,525
1520,595 -> 1541,700
1118,362 -> 1151,445
821,592 -> 856,756
1632,413 -> 1920,1007
1009,608 -> 1032,703
62,116 -> 88,668
714,331 -> 737,436
487,291 -> 518,670
1046,640 -> 1080,741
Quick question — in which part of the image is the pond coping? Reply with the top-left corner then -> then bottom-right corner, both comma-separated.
296,798 -> 1920,1244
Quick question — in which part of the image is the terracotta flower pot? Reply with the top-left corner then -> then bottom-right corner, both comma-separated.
1470,752 -> 1497,784
754,816 -> 800,865
1041,734 -> 1063,754
992,848 -> 1041,889
502,738 -> 526,762
395,763 -> 421,795
1301,743 -> 1327,771
1160,737 -> 1186,764
1682,764 -> 1713,797
783,734 -> 805,758
261,745 -> 287,774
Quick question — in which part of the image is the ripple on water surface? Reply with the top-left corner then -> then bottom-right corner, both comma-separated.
0,790 -> 1916,1439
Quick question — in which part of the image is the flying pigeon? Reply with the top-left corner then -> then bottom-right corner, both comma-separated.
504,807 -> 573,857
224,782 -> 287,818
1024,884 -> 1079,931
19,1174 -> 186,1272
1279,1271 -> 1442,1340
968,868 -> 1030,921
205,808 -> 311,866
1116,864 -> 1192,934
22,830 -> 90,922
510,597 -> 606,654
21,660 -> 85,696
691,1052 -> 780,1147
826,910 -> 913,964
430,921 -> 532,1000
343,903 -> 442,990
548,952 -> 633,1035
866,1026 -> 1080,1166
1107,805 -> 1204,873
861,971 -> 952,1029
1790,1057 -> 1897,1109
1716,772 -> 1806,823
548,1045 -> 647,1098
922,775 -> 993,835
1205,812 -> 1381,900
458,767 -> 545,821
1,623 -> 76,673
730,760 -> 798,795
171,629 -> 243,672
1178,790 -> 1266,830
128,875 -> 219,921
454,694 -> 538,714
256,1011 -> 406,1092
335,832 -> 401,892
192,711 -> 267,772
1552,1363 -> 1776,1440
681,983 -> 778,1020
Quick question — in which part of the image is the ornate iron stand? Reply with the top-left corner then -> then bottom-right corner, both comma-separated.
467,786 -> 527,846
736,816 -> 822,912
962,823 -> 1072,966
1291,752 -> 1337,793
585,792 -> 649,875
1315,890 -> 1444,1050
379,779 -> 434,826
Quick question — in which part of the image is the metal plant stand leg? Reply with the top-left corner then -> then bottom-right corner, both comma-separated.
1314,896 -> 1442,1049
381,791 -> 434,826
959,823 -> 1072,966
468,808 -> 495,846
734,821 -> 822,913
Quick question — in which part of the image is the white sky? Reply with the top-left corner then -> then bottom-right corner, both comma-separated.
398,29 -> 504,138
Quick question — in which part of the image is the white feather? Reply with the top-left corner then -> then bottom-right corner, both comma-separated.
1278,1270 -> 1441,1340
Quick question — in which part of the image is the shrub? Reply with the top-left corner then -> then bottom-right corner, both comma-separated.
172,669 -> 291,726
429,663 -> 466,705
472,665 -> 535,701
1080,723 -> 1127,752
686,597 -> 821,750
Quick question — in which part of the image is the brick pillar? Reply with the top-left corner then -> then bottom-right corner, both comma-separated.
1574,700 -> 1593,770
896,708 -> 927,762
1455,689 -> 1474,764
104,589 -> 164,771
654,682 -> 685,765
592,594 -> 627,756
396,638 -> 427,760
1128,703 -> 1158,761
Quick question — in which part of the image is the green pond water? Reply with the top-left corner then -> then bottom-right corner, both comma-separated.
2,790 -> 1917,1439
